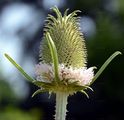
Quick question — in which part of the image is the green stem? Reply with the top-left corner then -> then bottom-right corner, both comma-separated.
55,92 -> 69,120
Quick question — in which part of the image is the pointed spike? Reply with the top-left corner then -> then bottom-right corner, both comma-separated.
80,90 -> 89,98
51,6 -> 62,20
32,89 -> 46,97
85,86 -> 94,91
48,91 -> 52,98
47,14 -> 57,23
67,10 -> 81,19
64,8 -> 69,17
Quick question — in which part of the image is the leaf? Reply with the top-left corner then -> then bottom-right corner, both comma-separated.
91,51 -> 122,84
46,32 -> 59,83
4,53 -> 34,82
32,89 -> 47,97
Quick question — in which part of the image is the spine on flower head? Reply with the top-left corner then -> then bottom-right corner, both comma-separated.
40,6 -> 87,68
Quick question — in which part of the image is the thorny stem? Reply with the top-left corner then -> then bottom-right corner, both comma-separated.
55,92 -> 69,120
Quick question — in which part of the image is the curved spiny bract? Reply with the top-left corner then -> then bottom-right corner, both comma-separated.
40,6 -> 87,68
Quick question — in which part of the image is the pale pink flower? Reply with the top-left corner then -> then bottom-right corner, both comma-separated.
35,63 -> 94,86
35,63 -> 54,82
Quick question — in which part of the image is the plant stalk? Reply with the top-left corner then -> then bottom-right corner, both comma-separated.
55,92 -> 69,120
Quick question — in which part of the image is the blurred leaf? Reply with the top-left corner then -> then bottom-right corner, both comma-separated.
0,80 -> 16,102
0,107 -> 41,120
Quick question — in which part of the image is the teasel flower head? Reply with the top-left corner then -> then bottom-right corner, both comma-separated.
40,7 -> 87,68
32,6 -> 96,97
4,6 -> 122,120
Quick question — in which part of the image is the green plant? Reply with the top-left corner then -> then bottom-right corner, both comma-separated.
4,7 -> 122,120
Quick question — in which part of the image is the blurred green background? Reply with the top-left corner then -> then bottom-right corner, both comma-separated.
0,0 -> 124,120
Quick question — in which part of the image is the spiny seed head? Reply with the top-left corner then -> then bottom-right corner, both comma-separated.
40,6 -> 87,68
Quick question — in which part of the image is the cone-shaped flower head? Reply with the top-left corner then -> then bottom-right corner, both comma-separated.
40,7 -> 87,68
33,6 -> 94,95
